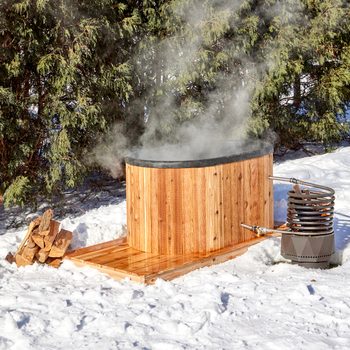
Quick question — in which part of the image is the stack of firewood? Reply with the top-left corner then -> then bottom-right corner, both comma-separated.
10,209 -> 73,268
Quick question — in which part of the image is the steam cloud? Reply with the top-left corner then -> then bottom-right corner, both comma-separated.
90,0 -> 294,176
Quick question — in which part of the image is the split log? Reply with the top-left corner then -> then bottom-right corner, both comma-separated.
22,245 -> 39,262
11,209 -> 72,268
31,233 -> 45,248
15,254 -> 32,267
5,252 -> 15,264
49,229 -> 73,258
43,220 -> 60,251
46,258 -> 63,268
38,229 -> 50,237
27,237 -> 36,249
38,209 -> 53,233
16,217 -> 41,256
36,249 -> 50,263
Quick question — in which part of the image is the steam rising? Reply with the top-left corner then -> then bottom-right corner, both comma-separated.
131,139 -> 270,162
90,0 -> 292,176
89,124 -> 130,178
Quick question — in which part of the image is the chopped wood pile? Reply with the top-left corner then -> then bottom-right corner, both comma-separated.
8,209 -> 73,268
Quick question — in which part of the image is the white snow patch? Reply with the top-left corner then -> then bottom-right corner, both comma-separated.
1,147 -> 350,349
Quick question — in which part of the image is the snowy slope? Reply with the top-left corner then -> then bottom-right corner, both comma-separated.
1,148 -> 350,349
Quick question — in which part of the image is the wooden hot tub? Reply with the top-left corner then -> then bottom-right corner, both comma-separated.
125,141 -> 274,255
67,141 -> 274,283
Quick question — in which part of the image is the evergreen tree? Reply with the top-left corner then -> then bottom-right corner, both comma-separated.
130,0 -> 270,145
0,0 -> 140,206
252,0 -> 350,149
1,0 -> 349,206
133,0 -> 350,149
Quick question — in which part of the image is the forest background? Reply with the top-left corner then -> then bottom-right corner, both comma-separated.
0,0 -> 349,206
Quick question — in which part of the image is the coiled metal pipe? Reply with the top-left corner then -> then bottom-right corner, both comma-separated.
241,176 -> 335,268
270,176 -> 335,236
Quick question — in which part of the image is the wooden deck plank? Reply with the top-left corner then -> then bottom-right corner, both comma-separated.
144,245 -> 250,284
66,237 -> 127,258
65,236 -> 267,284
124,254 -> 174,273
68,241 -> 128,260
134,256 -> 191,276
86,247 -> 139,264
107,251 -> 157,269
68,258 -> 145,283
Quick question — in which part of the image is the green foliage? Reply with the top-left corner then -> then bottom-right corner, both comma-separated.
137,0 -> 349,149
1,0 -> 349,206
0,0 -> 139,206
3,176 -> 31,207
251,0 -> 350,148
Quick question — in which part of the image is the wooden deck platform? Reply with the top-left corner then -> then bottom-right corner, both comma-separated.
65,236 -> 268,284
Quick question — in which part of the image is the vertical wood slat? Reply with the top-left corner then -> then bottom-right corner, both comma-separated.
268,153 -> 274,228
144,167 -> 152,253
166,169 -> 176,255
183,168 -> 195,254
126,153 -> 273,255
158,168 -> 166,255
231,160 -> 243,245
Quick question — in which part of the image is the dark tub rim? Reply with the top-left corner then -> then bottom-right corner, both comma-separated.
125,141 -> 273,169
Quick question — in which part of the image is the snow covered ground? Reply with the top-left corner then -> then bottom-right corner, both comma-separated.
1,147 -> 350,349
